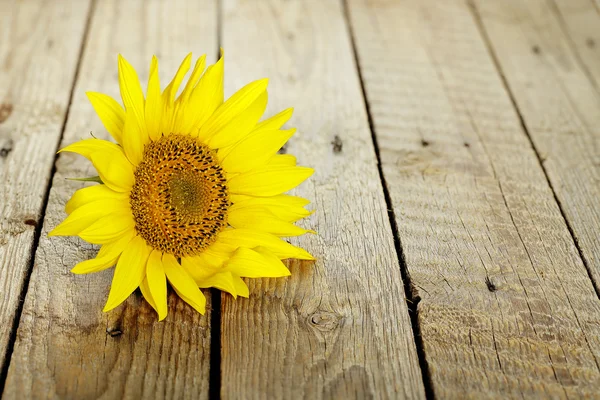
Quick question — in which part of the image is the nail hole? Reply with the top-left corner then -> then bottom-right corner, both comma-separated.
485,277 -> 497,292
421,139 -> 430,147
0,139 -> 13,158
532,45 -> 541,54
24,219 -> 37,227
464,142 -> 470,148
331,135 -> 343,153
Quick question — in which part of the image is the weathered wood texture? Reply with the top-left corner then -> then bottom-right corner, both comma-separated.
348,0 -> 600,398
551,0 -> 600,87
3,1 -> 217,398
0,0 -> 92,375
473,0 -> 600,291
219,0 -> 426,398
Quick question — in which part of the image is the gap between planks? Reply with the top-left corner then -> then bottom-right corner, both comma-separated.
341,0 -> 435,398
209,2 -> 224,395
467,0 -> 600,301
0,0 -> 97,394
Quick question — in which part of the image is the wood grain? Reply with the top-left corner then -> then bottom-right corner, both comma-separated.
551,0 -> 600,87
348,0 -> 600,397
473,0 -> 600,290
0,0 -> 92,375
3,0 -> 217,398
219,0 -> 426,398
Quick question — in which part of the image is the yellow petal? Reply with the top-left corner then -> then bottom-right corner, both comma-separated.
103,235 -> 152,312
217,229 -> 314,260
178,55 -> 206,104
173,55 -> 208,134
159,53 -> 193,134
65,185 -> 128,215
231,194 -> 310,207
71,230 -> 135,274
72,255 -> 118,275
122,108 -> 147,166
228,207 -> 314,236
224,247 -> 290,278
181,255 -> 222,283
140,277 -> 158,314
231,275 -> 249,298
78,212 -> 135,244
220,128 -> 295,173
181,262 -> 218,284
89,148 -> 135,192
48,199 -> 127,237
59,138 -> 120,160
230,194 -> 312,222
163,53 -> 192,105
146,250 -> 168,321
208,91 -> 268,149
228,166 -> 313,197
266,154 -> 297,167
199,78 -> 268,146
118,54 -> 145,131
86,92 -> 125,144
188,52 -> 224,132
254,108 -> 293,132
197,271 -> 238,298
145,56 -> 163,141
163,253 -> 206,314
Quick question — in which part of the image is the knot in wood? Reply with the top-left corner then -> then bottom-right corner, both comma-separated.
308,311 -> 341,332
106,327 -> 122,337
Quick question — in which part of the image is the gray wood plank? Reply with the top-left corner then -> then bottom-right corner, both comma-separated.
219,0 -> 426,398
551,0 -> 600,88
475,0 -> 600,290
348,0 -> 600,397
3,0 -> 217,398
0,0 -> 92,377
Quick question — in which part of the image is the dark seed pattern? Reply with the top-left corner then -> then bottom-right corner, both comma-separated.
130,134 -> 230,257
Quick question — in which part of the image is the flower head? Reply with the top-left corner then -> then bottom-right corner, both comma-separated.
50,52 -> 314,320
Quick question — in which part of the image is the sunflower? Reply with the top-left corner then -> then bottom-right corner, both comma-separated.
49,52 -> 315,320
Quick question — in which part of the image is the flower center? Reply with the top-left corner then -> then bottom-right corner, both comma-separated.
130,134 -> 229,257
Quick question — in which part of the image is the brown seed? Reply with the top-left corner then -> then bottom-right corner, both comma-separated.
130,134 -> 230,257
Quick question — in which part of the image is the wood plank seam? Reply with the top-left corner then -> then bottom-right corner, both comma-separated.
0,0 -> 97,394
209,289 -> 221,399
341,0 -> 434,398
466,0 -> 600,302
211,6 -> 223,394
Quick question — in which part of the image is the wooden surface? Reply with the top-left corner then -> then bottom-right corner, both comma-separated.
0,0 -> 92,378
219,0 -> 424,398
3,1 -> 217,399
347,0 -> 600,398
1,0 -> 600,399
473,0 -> 600,291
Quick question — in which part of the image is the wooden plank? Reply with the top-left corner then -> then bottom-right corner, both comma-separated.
219,0 -> 426,398
0,0 -> 92,377
347,0 -> 600,397
551,0 -> 600,87
3,1 -> 217,398
477,0 -> 600,288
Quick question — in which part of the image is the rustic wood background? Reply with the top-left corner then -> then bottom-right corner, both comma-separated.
1,0 -> 600,398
